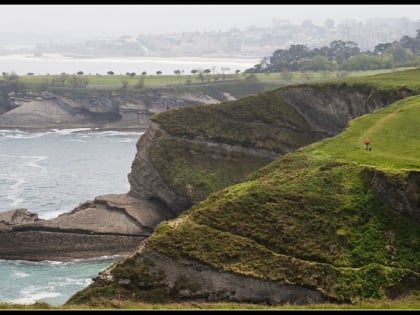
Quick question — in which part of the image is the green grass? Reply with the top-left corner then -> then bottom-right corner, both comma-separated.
151,90 -> 316,152
149,139 -> 271,202
17,74 -> 184,88
2,290 -> 420,309
308,95 -> 420,171
13,67 -> 418,89
138,72 -> 420,303
322,68 -> 420,92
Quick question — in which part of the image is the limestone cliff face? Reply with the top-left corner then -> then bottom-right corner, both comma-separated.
127,83 -> 408,215
128,121 -> 277,215
280,84 -> 407,135
0,81 -> 272,131
88,246 -> 325,305
0,194 -> 173,261
2,80 -> 417,304
0,89 -> 212,130
127,122 -> 191,215
77,82 -> 417,306
0,91 -> 121,129
362,168 -> 420,221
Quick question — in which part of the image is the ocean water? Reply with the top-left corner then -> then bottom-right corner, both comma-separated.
0,54 -> 259,76
0,128 -> 143,305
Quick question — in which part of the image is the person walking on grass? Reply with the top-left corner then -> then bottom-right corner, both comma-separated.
364,138 -> 370,150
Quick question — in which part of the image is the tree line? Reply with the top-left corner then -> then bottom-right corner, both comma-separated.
246,30 -> 420,73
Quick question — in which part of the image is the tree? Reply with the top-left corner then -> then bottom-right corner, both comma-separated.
174,69 -> 182,84
156,71 -> 162,75
308,55 -> 332,71
77,71 -> 84,75
197,70 -> 205,84
107,71 -> 114,75
203,68 -> 211,81
141,71 -> 147,76
328,40 -> 360,64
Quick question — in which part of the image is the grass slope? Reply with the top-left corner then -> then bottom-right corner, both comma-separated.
64,68 -> 420,308
310,95 -> 420,171
151,90 -> 314,151
145,93 -> 420,303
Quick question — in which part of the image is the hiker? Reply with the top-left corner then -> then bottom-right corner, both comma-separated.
364,138 -> 370,150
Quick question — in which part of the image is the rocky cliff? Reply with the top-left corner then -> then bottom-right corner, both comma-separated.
127,83 -> 408,214
0,81 -> 273,131
66,75 -> 419,306
1,71 -> 418,305
0,194 -> 174,261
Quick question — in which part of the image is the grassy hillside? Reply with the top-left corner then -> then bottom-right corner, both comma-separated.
144,95 -> 419,302
326,68 -> 420,92
310,95 -> 420,171
64,68 -> 420,308
151,90 -> 314,151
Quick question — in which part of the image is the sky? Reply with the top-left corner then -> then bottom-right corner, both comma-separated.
0,4 -> 419,40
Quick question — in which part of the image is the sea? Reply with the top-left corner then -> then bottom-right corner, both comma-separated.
0,54 -> 259,76
0,128 -> 143,305
0,54 -> 258,306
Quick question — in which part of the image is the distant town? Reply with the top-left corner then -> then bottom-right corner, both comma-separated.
0,17 -> 419,59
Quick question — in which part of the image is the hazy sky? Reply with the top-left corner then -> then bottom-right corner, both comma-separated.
0,4 -> 419,39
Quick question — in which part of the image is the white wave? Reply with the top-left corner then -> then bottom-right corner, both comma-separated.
3,131 -> 54,139
41,260 -> 64,265
0,129 -> 22,133
50,277 -> 90,287
92,130 -> 143,137
1,259 -> 62,266
50,128 -> 92,135
69,254 -> 123,263
67,139 -> 88,143
13,271 -> 30,278
37,209 -> 63,220
11,291 -> 62,305
25,156 -> 48,169
115,138 -> 138,143
6,178 -> 26,206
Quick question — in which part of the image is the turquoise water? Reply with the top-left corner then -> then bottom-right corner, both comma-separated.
0,129 -> 142,305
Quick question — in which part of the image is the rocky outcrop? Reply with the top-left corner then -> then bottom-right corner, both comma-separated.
67,82 -> 419,305
127,122 -> 191,215
1,80 -> 417,305
362,168 -> 420,221
280,84 -> 408,135
127,83 -> 409,215
88,246 -> 325,305
0,208 -> 40,230
0,194 -> 174,261
0,81 -> 272,131
0,91 -> 121,130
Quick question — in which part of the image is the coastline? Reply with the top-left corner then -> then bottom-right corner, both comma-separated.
0,125 -> 146,134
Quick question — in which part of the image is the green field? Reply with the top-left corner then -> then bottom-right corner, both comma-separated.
309,95 -> 420,171
12,67 -> 418,89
